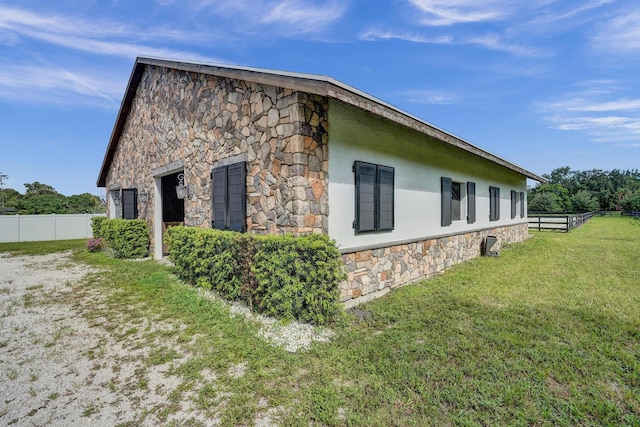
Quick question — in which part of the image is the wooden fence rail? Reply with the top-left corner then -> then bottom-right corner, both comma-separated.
528,212 -> 596,232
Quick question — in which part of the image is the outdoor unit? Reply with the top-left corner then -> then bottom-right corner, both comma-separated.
482,236 -> 499,257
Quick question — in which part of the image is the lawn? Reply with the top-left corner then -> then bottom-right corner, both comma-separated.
2,216 -> 638,425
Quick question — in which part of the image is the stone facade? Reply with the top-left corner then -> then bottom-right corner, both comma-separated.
340,223 -> 529,305
103,61 -> 537,308
105,65 -> 329,248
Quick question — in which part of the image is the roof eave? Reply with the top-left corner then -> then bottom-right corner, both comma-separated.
96,58 -> 146,187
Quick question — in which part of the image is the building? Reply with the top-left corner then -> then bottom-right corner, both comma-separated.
97,57 -> 545,305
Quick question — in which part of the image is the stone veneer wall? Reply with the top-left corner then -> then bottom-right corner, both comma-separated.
340,223 -> 529,305
105,65 -> 329,249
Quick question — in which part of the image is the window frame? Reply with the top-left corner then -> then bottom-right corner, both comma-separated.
511,190 -> 517,219
121,188 -> 138,220
353,161 -> 394,234
211,161 -> 247,232
520,192 -> 525,218
442,177 -> 466,226
467,182 -> 476,224
489,186 -> 500,221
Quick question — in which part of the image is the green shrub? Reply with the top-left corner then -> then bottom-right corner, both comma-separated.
165,227 -> 345,325
100,219 -> 149,259
91,216 -> 107,239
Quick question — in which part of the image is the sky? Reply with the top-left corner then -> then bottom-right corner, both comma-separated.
1,0 -> 639,196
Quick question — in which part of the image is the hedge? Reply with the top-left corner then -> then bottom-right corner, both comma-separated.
91,216 -> 107,239
165,227 -> 345,325
99,218 -> 150,259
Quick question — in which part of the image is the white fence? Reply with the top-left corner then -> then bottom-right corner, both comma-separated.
0,213 -> 106,243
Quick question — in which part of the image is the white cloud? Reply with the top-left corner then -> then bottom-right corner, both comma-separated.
537,83 -> 640,145
261,0 -> 345,30
591,10 -> 640,53
359,28 -> 452,44
0,5 -> 220,60
402,89 -> 458,105
181,0 -> 345,35
0,64 -> 124,107
359,28 -> 542,57
407,0 -> 514,26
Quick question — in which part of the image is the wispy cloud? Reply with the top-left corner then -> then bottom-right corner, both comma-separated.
591,9 -> 640,53
0,5 -> 219,61
401,89 -> 459,105
407,0 -> 513,26
0,64 -> 124,107
360,28 -> 543,57
181,0 -> 345,35
537,82 -> 640,145
261,0 -> 345,31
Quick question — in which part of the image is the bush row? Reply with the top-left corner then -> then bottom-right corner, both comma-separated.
165,227 -> 345,325
91,216 -> 149,259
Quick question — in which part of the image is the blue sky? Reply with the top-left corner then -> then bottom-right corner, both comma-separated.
1,0 -> 639,196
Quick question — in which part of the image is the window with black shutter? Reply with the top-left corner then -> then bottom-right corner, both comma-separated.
211,162 -> 246,231
490,186 -> 500,221
354,161 -> 394,233
520,192 -> 525,218
467,182 -> 476,224
442,177 -> 464,226
511,190 -> 517,219
441,177 -> 452,226
121,188 -> 138,219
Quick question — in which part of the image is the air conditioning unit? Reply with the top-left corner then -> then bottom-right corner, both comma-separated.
482,236 -> 499,257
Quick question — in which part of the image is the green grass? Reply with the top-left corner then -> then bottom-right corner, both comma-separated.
0,239 -> 87,256
2,217 -> 638,425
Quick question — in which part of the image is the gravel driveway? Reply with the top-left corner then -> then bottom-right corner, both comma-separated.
0,251 -> 333,426
0,251 -> 219,426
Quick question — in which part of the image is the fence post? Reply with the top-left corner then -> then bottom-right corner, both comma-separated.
566,215 -> 569,232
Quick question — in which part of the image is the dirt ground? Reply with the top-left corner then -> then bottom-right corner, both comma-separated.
0,251 -> 228,426
0,250 -> 335,426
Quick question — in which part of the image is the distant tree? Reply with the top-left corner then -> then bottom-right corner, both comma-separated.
2,188 -> 21,209
67,193 -> 106,214
0,172 -> 7,214
571,190 -> 599,212
529,183 -> 572,211
24,181 -> 58,195
17,193 -> 68,214
528,192 -> 564,212
620,191 -> 640,212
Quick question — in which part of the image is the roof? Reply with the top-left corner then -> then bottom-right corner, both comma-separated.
97,56 -> 547,186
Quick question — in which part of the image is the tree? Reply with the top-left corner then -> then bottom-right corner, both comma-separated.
528,183 -> 572,212
0,172 -> 7,214
67,193 -> 105,214
620,191 -> 640,212
528,192 -> 564,212
24,181 -> 58,195
571,190 -> 599,212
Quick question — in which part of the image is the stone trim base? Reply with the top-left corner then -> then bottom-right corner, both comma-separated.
340,223 -> 529,305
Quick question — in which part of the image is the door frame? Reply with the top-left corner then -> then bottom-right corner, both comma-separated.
153,161 -> 185,259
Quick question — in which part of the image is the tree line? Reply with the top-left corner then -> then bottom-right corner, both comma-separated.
0,175 -> 105,215
528,167 -> 640,213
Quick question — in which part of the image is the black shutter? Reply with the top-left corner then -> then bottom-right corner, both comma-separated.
377,165 -> 394,231
520,192 -> 525,218
354,162 -> 376,233
467,182 -> 476,224
490,186 -> 500,221
441,177 -> 452,226
511,190 -> 517,219
226,162 -> 246,231
122,189 -> 138,220
212,167 -> 227,230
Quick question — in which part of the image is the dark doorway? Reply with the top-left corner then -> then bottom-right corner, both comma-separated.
161,172 -> 185,254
